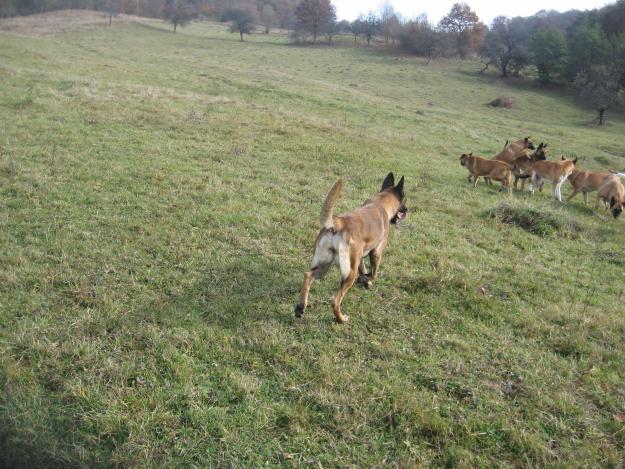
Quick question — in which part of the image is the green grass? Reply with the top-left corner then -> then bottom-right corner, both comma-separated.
1,19 -> 625,467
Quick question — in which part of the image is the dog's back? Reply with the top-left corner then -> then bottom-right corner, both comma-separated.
493,137 -> 533,163
462,154 -> 512,175
532,158 -> 576,180
568,169 -> 614,192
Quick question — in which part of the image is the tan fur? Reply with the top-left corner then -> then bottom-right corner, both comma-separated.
320,179 -> 343,229
567,169 -> 616,205
295,175 -> 406,323
460,153 -> 513,193
482,137 -> 533,186
512,155 -> 577,202
509,143 -> 548,190
492,137 -> 534,164
596,177 -> 625,218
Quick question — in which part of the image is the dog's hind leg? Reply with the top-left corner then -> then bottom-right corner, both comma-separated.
358,257 -> 372,289
583,191 -> 589,205
295,262 -> 331,317
332,244 -> 360,323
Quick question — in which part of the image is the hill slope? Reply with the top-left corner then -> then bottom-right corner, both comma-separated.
1,17 -> 624,466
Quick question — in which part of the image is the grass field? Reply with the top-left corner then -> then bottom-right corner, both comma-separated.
1,12 -> 625,467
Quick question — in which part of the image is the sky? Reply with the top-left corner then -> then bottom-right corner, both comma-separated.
334,0 -> 614,25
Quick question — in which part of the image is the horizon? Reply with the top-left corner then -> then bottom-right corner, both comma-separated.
334,0 -> 614,25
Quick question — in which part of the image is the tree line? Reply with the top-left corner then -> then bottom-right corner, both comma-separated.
2,0 -> 623,123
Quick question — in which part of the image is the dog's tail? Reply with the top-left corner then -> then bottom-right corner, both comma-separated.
320,179 -> 343,229
610,170 -> 625,178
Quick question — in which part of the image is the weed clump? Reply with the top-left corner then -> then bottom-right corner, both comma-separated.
488,97 -> 514,108
486,202 -> 579,237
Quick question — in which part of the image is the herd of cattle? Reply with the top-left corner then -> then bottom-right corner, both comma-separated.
460,137 -> 625,218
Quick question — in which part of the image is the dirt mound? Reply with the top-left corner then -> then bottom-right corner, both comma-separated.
488,97 -> 514,108
0,9 -> 150,36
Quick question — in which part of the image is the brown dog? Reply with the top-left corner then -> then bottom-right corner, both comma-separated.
460,153 -> 513,193
512,155 -> 577,202
295,173 -> 407,323
483,137 -> 535,185
567,169 -> 618,205
510,143 -> 548,190
596,177 -> 625,218
493,137 -> 536,164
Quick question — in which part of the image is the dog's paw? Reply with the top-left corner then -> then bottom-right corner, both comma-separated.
358,275 -> 372,289
294,303 -> 305,317
336,314 -> 349,323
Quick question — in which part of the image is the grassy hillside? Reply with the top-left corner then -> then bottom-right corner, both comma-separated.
1,16 -> 625,467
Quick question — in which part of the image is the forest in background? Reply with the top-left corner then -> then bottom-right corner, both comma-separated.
2,0 -> 624,122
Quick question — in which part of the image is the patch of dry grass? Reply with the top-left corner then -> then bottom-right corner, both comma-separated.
0,9 -> 151,36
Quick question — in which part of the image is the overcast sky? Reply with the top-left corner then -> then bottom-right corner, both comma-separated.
334,0 -> 613,25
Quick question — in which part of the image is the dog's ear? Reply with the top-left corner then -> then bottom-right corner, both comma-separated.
561,155 -> 566,161
537,142 -> 544,150
381,172 -> 395,191
543,143 -> 548,148
573,157 -> 578,165
469,152 -> 473,156
394,176 -> 405,198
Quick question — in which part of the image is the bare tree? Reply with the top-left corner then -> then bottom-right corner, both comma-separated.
260,4 -> 277,34
348,18 -> 364,43
360,11 -> 381,46
294,0 -> 336,43
223,8 -> 256,41
164,0 -> 197,33
107,0 -> 117,25
575,65 -> 624,125
379,2 -> 394,43
439,2 -> 484,58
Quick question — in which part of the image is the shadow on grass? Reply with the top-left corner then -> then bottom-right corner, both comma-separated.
141,251 -> 297,331
0,407 -> 75,469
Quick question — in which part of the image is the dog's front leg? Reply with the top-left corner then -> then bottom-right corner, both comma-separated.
553,178 -> 561,202
566,189 -> 580,203
369,239 -> 387,282
594,194 -> 602,210
528,174 -> 537,194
